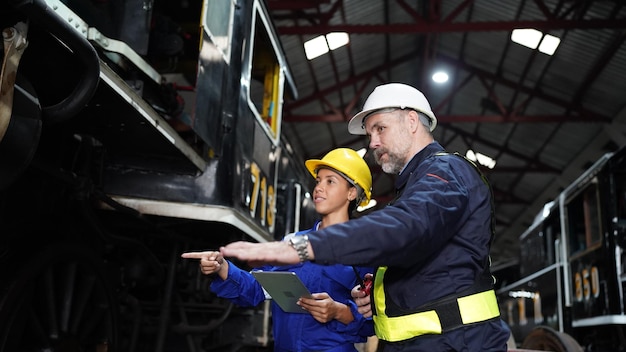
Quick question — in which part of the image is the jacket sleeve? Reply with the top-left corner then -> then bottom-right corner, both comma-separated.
324,299 -> 375,337
210,261 -> 267,307
321,265 -> 375,337
309,156 -> 486,269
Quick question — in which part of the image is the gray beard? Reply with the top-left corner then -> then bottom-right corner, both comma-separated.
375,149 -> 405,174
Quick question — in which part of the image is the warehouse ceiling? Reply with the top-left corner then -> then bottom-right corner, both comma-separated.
266,0 -> 626,266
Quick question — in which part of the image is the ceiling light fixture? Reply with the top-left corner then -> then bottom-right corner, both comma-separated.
432,71 -> 449,83
304,35 -> 329,60
326,32 -> 349,50
511,29 -> 560,56
538,34 -> 560,55
466,149 -> 496,169
304,32 -> 350,60
511,28 -> 542,49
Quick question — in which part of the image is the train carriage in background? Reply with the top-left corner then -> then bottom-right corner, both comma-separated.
0,0 -> 317,350
495,146 -> 626,352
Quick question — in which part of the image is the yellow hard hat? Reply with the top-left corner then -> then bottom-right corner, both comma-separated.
305,148 -> 372,206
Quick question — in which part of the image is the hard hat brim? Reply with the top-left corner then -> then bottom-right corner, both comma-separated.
348,106 -> 437,134
347,109 -> 373,135
305,158 -> 371,207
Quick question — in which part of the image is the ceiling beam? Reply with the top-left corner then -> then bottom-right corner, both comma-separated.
275,19 -> 626,35
283,113 -> 611,124
267,0 -> 331,11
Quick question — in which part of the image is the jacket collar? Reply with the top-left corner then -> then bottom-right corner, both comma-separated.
394,141 -> 445,190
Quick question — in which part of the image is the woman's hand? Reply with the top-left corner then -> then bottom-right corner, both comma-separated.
181,251 -> 229,280
298,292 -> 354,324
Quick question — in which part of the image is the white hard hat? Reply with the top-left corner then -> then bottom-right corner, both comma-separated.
347,83 -> 437,135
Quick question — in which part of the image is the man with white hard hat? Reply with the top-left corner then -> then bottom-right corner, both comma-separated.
221,82 -> 511,351
348,82 -> 437,134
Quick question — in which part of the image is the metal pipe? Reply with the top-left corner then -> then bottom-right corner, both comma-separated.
10,0 -> 100,122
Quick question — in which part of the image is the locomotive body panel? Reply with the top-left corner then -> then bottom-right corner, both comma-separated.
0,0 -> 316,350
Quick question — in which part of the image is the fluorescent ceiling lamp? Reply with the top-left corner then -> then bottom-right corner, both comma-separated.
326,32 -> 349,50
466,149 -> 496,169
304,32 -> 349,60
304,35 -> 329,60
511,28 -> 542,49
538,34 -> 560,55
512,29 -> 560,56
432,71 -> 449,83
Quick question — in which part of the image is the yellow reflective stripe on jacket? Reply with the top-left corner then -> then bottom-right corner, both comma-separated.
372,266 -> 500,342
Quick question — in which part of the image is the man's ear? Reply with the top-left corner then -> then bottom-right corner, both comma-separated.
407,110 -> 420,133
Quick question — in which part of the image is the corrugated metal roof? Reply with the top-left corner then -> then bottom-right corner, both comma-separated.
270,0 -> 626,265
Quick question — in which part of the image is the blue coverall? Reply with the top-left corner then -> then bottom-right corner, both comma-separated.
211,222 -> 375,352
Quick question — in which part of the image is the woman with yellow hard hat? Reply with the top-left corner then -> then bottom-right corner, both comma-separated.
182,148 -> 375,351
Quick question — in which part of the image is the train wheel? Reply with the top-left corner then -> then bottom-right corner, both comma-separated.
0,243 -> 118,351
520,326 -> 583,352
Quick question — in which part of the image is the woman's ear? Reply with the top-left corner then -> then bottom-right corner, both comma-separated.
348,186 -> 357,201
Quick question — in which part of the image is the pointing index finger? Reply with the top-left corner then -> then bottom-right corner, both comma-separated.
181,252 -> 205,259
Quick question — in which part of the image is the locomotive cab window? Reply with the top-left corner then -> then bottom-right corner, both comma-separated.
203,0 -> 235,63
247,3 -> 286,141
520,218 -> 556,276
566,180 -> 602,256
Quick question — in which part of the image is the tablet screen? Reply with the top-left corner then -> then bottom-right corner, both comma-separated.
251,271 -> 312,313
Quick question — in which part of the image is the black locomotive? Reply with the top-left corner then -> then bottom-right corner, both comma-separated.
0,0 -> 317,350
495,146 -> 626,351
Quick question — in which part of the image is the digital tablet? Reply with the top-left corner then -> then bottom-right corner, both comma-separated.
251,271 -> 313,313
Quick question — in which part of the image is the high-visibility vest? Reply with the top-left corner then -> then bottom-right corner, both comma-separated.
372,266 -> 501,342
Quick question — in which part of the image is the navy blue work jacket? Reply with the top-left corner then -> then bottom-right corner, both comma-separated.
309,141 -> 510,350
309,142 -> 494,311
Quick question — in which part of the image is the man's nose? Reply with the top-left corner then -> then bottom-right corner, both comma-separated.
368,135 -> 380,149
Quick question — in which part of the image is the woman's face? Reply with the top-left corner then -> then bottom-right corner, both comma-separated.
312,168 -> 355,216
